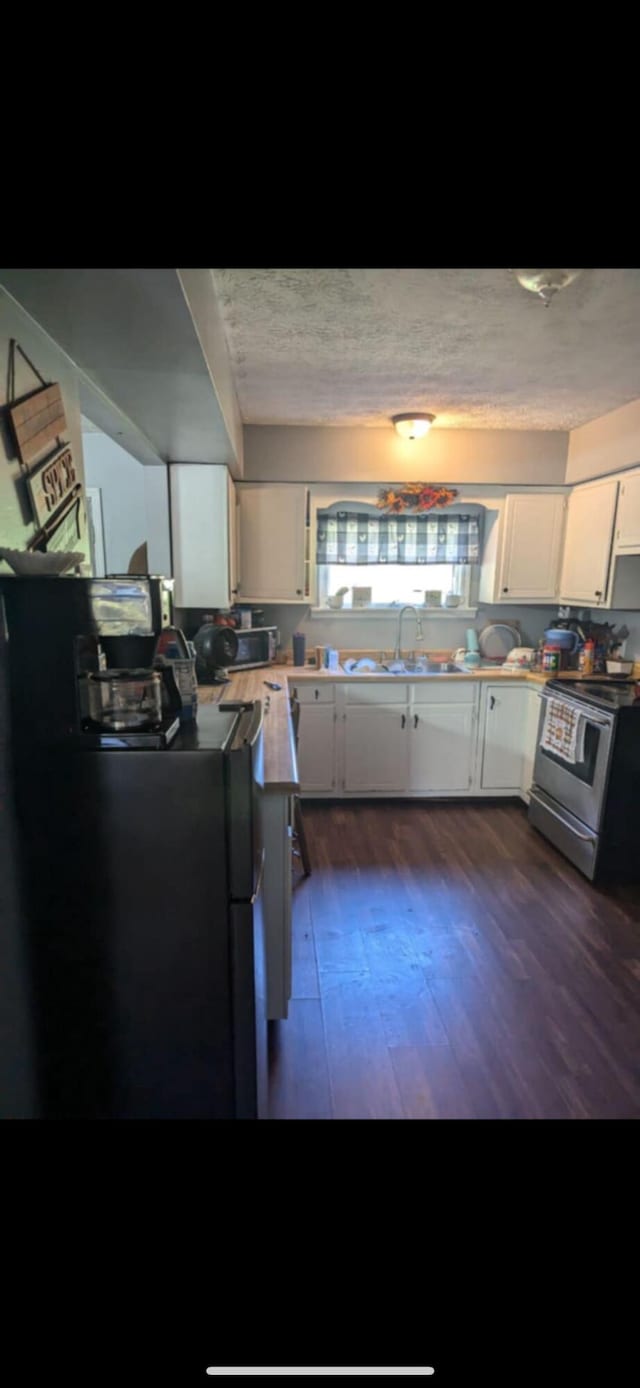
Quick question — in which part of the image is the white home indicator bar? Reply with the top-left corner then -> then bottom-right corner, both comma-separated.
206,1371 -> 435,1377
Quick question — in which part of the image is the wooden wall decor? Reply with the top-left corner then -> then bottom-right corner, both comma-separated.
8,383 -> 67,468
4,339 -> 84,557
27,447 -> 78,531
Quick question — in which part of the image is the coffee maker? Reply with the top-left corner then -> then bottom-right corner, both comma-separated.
0,573 -> 181,750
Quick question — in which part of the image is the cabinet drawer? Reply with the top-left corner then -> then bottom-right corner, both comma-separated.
290,682 -> 335,704
411,680 -> 477,705
345,683 -> 408,704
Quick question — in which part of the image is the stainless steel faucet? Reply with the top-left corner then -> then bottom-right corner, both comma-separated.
393,605 -> 425,661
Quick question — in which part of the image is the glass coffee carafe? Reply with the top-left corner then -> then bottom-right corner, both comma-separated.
86,669 -> 163,732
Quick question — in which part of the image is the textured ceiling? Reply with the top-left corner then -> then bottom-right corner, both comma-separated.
211,268 -> 640,431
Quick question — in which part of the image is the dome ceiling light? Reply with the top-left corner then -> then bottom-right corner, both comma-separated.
391,412 -> 436,439
511,268 -> 584,306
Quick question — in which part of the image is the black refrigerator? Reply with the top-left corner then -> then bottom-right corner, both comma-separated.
0,579 -> 267,1120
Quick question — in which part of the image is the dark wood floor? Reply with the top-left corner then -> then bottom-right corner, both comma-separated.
268,799 -> 640,1119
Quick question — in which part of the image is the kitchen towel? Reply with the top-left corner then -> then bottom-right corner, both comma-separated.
540,697 -> 586,765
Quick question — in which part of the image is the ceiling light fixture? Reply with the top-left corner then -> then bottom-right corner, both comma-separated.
391,412 -> 435,439
511,268 -> 583,307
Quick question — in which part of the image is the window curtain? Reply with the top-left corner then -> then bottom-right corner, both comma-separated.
316,510 -> 482,564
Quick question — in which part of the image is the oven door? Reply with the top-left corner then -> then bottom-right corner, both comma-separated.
533,689 -> 615,832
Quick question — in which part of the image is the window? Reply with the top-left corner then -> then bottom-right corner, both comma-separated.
318,561 -> 471,608
315,504 -> 481,610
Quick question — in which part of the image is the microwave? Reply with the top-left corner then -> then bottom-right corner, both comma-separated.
228,626 -> 278,670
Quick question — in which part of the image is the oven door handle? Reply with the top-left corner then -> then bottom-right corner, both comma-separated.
534,796 -> 596,843
540,690 -> 613,728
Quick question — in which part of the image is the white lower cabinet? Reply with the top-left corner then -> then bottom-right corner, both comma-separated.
294,682 -> 336,793
409,684 -> 478,792
344,703 -> 409,792
297,704 -> 336,791
481,684 -> 530,790
295,676 -> 535,800
520,687 -> 543,801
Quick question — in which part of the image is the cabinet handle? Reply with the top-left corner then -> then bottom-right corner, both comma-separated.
595,590 -> 602,597
502,586 -> 509,593
413,713 -> 419,728
314,689 -> 319,700
296,588 -> 302,595
490,695 -> 496,709
401,713 -> 406,728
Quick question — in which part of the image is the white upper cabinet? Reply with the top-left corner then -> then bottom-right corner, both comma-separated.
497,493 -> 566,600
237,484 -> 308,602
479,492 -> 567,604
615,472 -> 640,550
227,471 -> 239,600
170,465 -> 236,609
559,477 -> 619,606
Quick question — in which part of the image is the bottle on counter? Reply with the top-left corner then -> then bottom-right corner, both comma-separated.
578,638 -> 595,675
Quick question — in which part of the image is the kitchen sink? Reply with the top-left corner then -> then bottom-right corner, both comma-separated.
389,661 -> 465,675
341,659 -> 467,675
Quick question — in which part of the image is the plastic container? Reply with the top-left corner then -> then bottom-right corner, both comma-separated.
544,628 -> 579,653
164,637 -> 198,720
542,644 -> 561,673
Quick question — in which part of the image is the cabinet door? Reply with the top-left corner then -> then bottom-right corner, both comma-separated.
498,493 -> 566,600
481,685 -> 529,790
559,478 -> 618,605
238,485 -> 307,601
344,706 -> 409,792
170,464 -> 230,608
409,703 -> 476,792
297,704 -> 336,792
520,687 -> 543,800
228,473 -> 239,601
615,473 -> 640,550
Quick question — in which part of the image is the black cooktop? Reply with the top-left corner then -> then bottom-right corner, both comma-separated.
547,678 -> 640,711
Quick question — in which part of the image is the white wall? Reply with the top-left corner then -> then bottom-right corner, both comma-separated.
265,602 -> 557,661
83,433 -> 147,573
82,433 -> 171,576
143,467 -> 171,575
244,425 -> 568,485
0,288 -> 88,565
566,397 -> 640,483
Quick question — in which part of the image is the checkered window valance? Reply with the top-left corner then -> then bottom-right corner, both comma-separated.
316,510 -> 482,565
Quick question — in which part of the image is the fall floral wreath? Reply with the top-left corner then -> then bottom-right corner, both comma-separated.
376,483 -> 458,514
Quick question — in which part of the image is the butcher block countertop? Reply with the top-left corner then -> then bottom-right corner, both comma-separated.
197,662 -> 638,793
198,667 -> 299,794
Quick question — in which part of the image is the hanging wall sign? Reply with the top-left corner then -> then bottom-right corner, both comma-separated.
27,446 -> 79,530
8,382 -> 67,468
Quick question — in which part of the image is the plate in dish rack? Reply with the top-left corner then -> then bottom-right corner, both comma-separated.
478,623 -> 520,660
